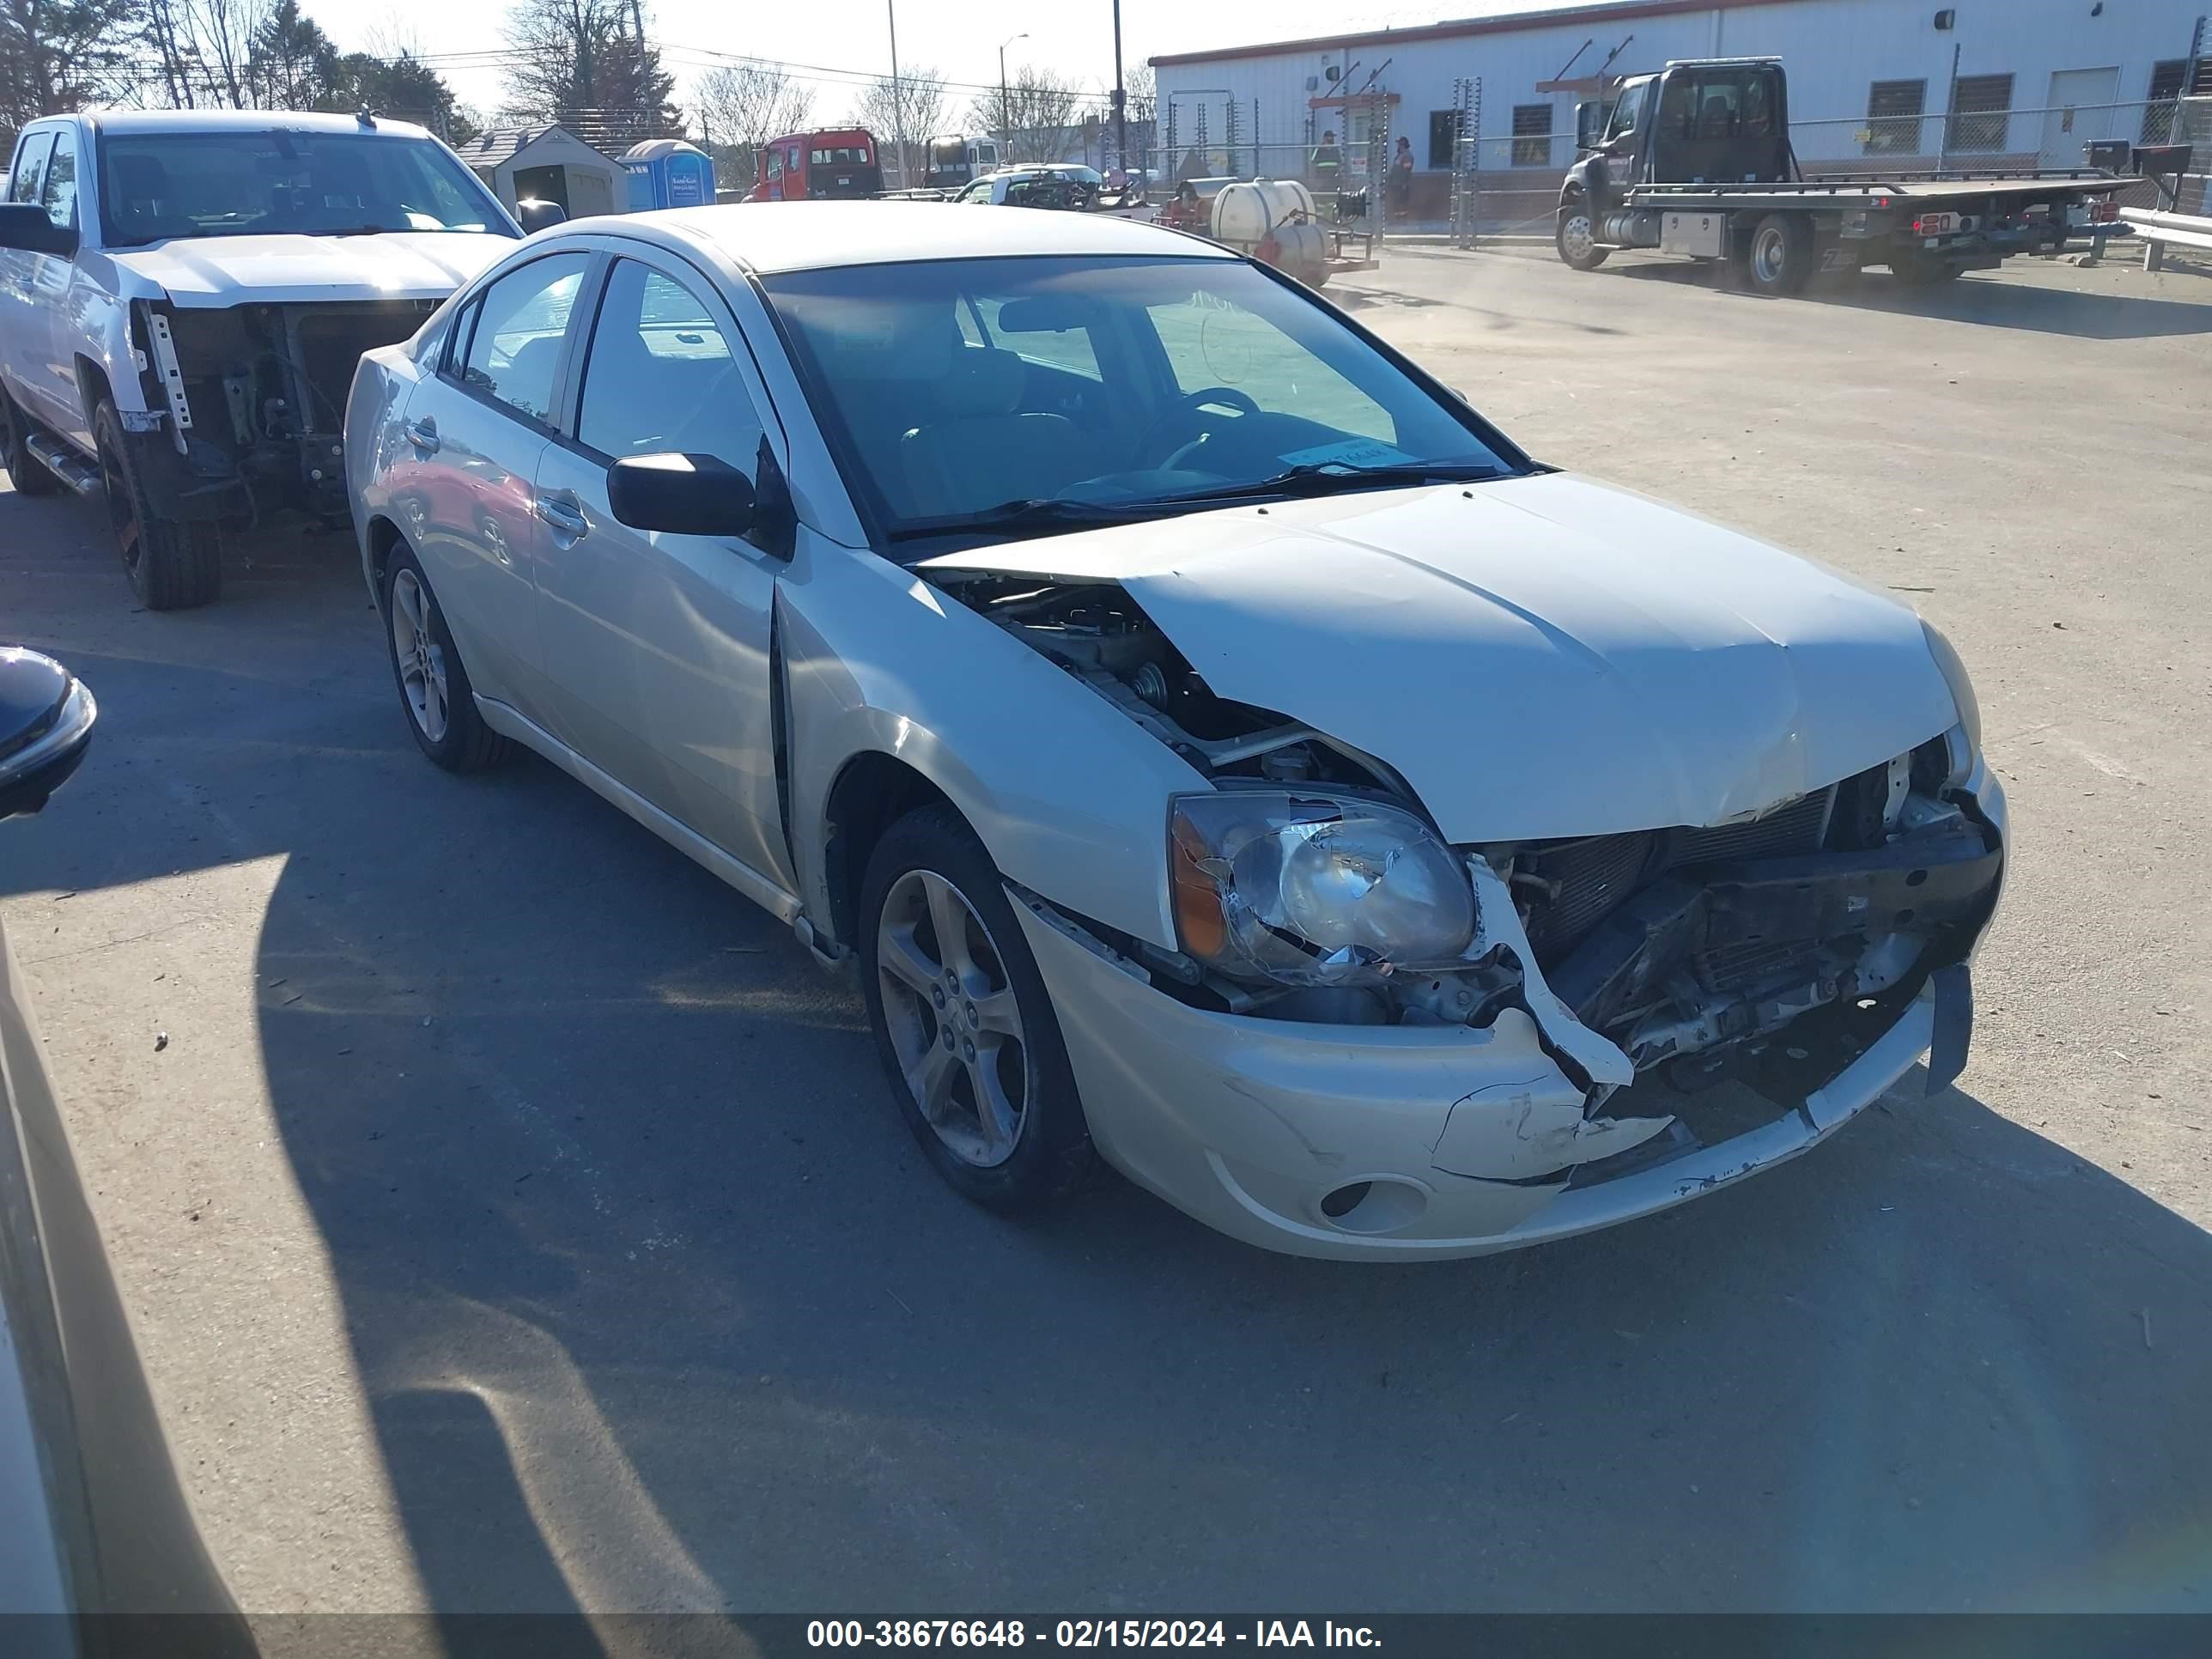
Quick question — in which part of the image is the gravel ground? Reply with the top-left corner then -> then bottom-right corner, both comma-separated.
2,241 -> 2208,1619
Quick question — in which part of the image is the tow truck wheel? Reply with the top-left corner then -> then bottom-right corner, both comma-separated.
1556,204 -> 1609,270
94,401 -> 222,611
0,387 -> 63,497
1746,213 -> 1814,296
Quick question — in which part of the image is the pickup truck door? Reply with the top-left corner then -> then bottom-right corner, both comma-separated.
392,249 -> 592,726
530,251 -> 794,890
0,131 -> 58,424
26,126 -> 88,441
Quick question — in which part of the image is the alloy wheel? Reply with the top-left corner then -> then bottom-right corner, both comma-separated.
875,867 -> 1031,1168
390,568 -> 451,743
1560,212 -> 1596,262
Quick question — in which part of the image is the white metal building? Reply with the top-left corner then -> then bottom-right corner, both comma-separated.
1150,0 -> 2210,223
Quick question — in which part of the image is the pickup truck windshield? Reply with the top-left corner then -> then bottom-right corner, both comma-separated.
760,254 -> 1521,548
96,131 -> 513,249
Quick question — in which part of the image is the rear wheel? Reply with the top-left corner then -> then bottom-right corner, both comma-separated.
382,544 -> 511,772
94,400 -> 222,609
1556,202 -> 1610,270
0,386 -> 62,497
859,805 -> 1097,1212
1746,212 -> 1814,295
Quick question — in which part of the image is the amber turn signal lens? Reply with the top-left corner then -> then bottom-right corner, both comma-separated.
1170,811 -> 1228,960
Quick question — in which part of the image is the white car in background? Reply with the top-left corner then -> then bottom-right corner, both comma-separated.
344,204 -> 2005,1261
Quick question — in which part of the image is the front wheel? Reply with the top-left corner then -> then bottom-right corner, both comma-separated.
1745,212 -> 1814,295
859,805 -> 1097,1212
1556,204 -> 1609,270
94,400 -> 222,609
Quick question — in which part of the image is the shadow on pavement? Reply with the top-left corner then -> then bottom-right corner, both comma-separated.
1593,254 -> 2212,338
5,504 -> 2210,1615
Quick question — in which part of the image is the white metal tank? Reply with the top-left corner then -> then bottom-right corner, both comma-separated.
1210,179 -> 1318,250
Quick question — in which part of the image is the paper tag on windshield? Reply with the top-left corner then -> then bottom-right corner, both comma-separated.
1278,438 -> 1414,471
831,315 -> 897,352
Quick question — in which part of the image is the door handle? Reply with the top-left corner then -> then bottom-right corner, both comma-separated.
534,492 -> 587,538
404,416 -> 439,453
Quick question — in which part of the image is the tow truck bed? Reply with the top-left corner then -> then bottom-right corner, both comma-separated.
1626,171 -> 2138,214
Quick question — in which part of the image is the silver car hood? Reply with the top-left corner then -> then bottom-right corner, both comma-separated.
917,471 -> 1960,842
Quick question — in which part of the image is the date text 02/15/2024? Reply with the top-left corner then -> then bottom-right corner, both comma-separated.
805,1622 -> 1382,1649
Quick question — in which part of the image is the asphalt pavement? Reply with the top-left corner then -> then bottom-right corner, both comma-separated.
2,244 -> 2209,1618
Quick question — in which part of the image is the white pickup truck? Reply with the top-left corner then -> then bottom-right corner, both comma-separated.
0,109 -> 527,609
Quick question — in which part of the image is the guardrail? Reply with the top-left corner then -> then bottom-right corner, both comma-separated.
2118,205 -> 2212,270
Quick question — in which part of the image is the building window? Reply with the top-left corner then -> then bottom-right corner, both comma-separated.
1946,72 -> 2013,155
1510,104 -> 1553,167
2142,58 -> 2212,143
1864,79 -> 1925,155
1428,110 -> 1460,170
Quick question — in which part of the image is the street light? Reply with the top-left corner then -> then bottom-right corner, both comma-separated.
1000,33 -> 1029,161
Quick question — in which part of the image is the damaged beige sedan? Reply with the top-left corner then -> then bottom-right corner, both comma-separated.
346,204 -> 2006,1259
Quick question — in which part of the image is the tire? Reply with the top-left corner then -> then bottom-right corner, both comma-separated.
94,400 -> 222,609
1889,248 -> 1964,288
1745,212 -> 1814,295
1,386 -> 62,496
858,804 -> 1097,1212
1556,202 -> 1610,270
381,543 -> 511,772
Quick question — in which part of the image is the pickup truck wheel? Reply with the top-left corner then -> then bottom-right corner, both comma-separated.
94,401 -> 221,610
859,805 -> 1097,1213
1556,204 -> 1609,270
382,545 -> 510,773
1,388 -> 63,497
1747,213 -> 1814,295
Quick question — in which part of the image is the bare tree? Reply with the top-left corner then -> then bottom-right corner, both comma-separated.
501,0 -> 677,144
182,0 -> 268,109
969,64 -> 1084,164
848,66 -> 945,187
1122,62 -> 1154,128
696,60 -> 812,181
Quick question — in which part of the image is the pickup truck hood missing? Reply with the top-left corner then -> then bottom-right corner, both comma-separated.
919,472 -> 1960,842
107,230 -> 514,307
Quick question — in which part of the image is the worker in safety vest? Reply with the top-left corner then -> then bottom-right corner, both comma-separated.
1310,130 -> 1343,187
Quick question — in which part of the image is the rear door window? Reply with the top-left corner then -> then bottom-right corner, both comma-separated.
460,252 -> 591,426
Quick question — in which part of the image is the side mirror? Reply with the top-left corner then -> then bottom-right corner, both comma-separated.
606,453 -> 756,538
0,202 -> 78,258
0,647 -> 97,821
515,198 -> 568,234
1576,100 -> 1614,153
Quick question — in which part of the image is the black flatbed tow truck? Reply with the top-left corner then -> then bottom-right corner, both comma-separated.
1556,58 -> 2135,294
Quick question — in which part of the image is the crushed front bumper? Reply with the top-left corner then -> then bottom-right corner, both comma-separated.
1015,761 -> 2007,1262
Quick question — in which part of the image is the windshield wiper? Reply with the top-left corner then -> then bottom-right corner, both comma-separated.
324,224 -> 401,236
1156,461 -> 1507,504
887,497 -> 1173,542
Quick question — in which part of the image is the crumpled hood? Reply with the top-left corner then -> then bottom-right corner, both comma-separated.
108,230 -> 514,307
920,472 -> 1961,842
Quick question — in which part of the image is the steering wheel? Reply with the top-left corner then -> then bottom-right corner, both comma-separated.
1138,386 -> 1261,470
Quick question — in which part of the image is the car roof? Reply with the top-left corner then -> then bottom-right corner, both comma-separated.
78,109 -> 435,141
632,200 -> 1232,274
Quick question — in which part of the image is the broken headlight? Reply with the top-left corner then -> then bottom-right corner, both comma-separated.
1170,793 -> 1476,987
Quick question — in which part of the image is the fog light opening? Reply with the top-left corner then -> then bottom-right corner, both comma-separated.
1316,1178 -> 1428,1235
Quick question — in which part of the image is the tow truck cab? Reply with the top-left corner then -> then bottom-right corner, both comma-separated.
1568,58 -> 1794,212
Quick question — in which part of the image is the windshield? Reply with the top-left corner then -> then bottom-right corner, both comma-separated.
96,130 -> 514,248
760,255 -> 1519,549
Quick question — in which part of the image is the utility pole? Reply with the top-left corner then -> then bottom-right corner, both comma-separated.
887,0 -> 909,189
1110,0 -> 1127,175
1000,33 -> 1028,161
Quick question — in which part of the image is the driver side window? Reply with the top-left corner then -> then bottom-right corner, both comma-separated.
1606,89 -> 1644,144
575,258 -> 763,472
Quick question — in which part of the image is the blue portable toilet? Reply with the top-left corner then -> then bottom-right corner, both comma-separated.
623,139 -> 717,211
